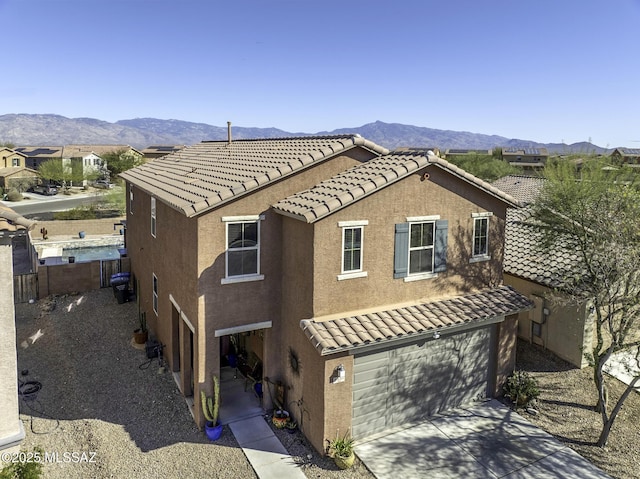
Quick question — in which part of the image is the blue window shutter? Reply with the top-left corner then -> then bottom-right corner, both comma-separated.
394,223 -> 409,278
434,219 -> 448,272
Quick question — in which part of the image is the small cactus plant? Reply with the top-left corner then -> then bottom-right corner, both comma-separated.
201,374 -> 220,425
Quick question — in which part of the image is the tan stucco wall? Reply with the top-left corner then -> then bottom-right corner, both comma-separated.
125,148 -> 376,426
505,274 -> 592,368
310,165 -> 507,317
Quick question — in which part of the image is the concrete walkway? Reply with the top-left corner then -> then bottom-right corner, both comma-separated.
229,416 -> 306,479
355,400 -> 611,479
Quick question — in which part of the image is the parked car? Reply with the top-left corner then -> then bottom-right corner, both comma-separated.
94,180 -> 114,189
28,184 -> 58,196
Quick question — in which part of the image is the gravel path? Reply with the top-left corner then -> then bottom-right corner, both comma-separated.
14,289 -> 374,479
514,340 -> 640,479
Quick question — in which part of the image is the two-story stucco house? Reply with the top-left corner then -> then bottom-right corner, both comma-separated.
120,134 -> 532,452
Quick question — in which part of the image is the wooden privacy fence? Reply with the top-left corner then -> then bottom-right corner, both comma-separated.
13,258 -> 128,303
14,273 -> 38,304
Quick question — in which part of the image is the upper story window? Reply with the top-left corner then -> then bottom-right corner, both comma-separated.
152,273 -> 158,315
338,220 -> 368,281
129,184 -> 134,215
221,215 -> 264,284
12,158 -> 19,167
150,197 -> 156,237
394,216 -> 448,282
470,212 -> 492,262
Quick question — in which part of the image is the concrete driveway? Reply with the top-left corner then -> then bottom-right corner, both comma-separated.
355,400 -> 611,479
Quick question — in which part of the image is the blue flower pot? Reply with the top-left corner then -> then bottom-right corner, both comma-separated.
205,421 -> 223,441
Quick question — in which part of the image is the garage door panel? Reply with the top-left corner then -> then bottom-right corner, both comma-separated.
352,326 -> 493,440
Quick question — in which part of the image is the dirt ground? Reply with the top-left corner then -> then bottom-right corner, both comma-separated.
514,340 -> 640,479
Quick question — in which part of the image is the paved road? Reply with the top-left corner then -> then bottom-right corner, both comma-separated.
1,190 -> 109,216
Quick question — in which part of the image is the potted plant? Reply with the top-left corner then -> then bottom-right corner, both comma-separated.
133,311 -> 148,344
285,419 -> 297,434
202,374 -> 223,441
328,429 -> 355,470
272,409 -> 290,429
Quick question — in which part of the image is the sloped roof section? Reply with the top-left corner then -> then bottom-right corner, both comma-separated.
120,135 -> 388,217
503,208 -> 580,288
273,151 -> 522,223
0,205 -> 36,234
300,285 -> 533,356
491,175 -> 545,205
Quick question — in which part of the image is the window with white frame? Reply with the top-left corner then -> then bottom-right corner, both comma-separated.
129,184 -> 134,214
338,220 -> 368,280
150,197 -> 156,237
409,221 -> 435,274
152,273 -> 158,315
222,215 -> 264,283
471,212 -> 492,260
394,216 -> 448,280
12,158 -> 19,167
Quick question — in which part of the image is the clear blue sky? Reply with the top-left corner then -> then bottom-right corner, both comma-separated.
2,0 -> 639,147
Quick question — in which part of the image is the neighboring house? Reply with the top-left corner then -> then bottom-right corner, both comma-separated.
502,147 -> 548,169
120,134 -> 532,453
0,206 -> 36,454
610,147 -> 640,166
14,146 -> 64,170
62,145 -> 142,183
492,175 -> 593,368
141,145 -> 186,161
444,149 -> 493,160
0,167 -> 40,192
0,148 -> 27,168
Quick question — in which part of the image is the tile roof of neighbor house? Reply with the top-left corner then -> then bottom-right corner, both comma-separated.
300,285 -> 533,355
273,151 -> 522,223
491,175 -> 545,205
0,166 -> 39,177
63,145 -> 142,157
0,205 -> 36,234
503,208 -> 580,288
120,135 -> 389,217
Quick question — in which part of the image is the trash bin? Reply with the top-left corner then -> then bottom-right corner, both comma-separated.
115,284 -> 128,304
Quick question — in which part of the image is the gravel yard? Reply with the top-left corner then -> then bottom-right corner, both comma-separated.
16,288 -> 637,479
514,340 -> 640,479
14,289 -> 373,479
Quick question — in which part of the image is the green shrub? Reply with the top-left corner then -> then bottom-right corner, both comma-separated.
0,447 -> 44,479
504,370 -> 540,407
53,206 -> 97,220
6,189 -> 23,202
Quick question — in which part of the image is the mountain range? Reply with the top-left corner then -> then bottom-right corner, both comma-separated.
0,114 -> 608,154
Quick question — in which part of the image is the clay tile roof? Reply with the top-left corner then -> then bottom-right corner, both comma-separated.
491,175 -> 545,205
274,151 -> 522,223
300,285 -> 533,355
0,205 -> 36,234
503,208 -> 581,288
120,135 -> 388,218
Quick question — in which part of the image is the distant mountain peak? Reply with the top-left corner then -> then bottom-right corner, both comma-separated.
0,113 -> 610,154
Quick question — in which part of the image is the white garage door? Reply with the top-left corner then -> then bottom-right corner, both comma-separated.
352,326 -> 493,439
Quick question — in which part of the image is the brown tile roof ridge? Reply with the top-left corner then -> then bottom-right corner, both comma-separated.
273,151 -> 522,223
0,205 -> 37,233
300,285 -> 533,356
120,135 -> 389,217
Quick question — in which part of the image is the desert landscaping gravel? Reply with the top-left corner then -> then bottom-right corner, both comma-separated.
14,289 -> 373,479
14,288 -> 639,479
514,341 -> 640,479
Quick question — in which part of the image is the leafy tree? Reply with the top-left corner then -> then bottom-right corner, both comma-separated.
531,159 -> 640,447
102,148 -> 143,179
446,153 -> 521,182
37,159 -> 99,190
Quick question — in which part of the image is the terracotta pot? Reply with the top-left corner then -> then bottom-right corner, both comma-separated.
133,329 -> 148,344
